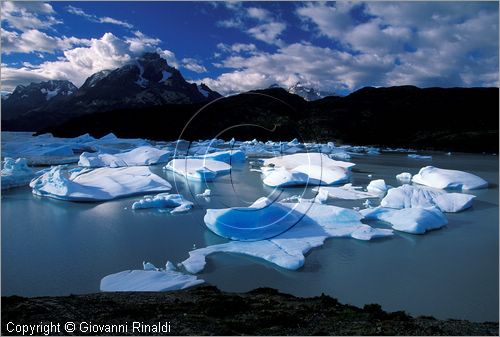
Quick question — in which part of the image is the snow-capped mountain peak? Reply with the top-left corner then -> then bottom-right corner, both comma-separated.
288,82 -> 334,101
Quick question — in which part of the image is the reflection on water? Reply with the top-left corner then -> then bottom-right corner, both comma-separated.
1,152 -> 498,322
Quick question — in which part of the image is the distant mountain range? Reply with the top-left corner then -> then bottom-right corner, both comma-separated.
2,52 -> 498,153
26,85 -> 498,153
268,82 -> 335,101
2,52 -> 221,129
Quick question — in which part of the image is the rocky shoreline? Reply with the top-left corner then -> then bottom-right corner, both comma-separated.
2,286 -> 498,336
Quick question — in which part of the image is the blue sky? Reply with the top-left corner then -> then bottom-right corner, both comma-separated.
1,1 -> 498,95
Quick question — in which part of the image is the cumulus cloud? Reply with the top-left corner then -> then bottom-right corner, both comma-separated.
66,5 -> 133,29
216,4 -> 287,46
247,7 -> 272,22
1,1 -> 61,31
182,58 -> 207,73
1,31 -> 165,91
248,22 -> 286,46
217,42 -> 257,54
197,43 -> 390,95
297,2 -> 357,40
1,28 -> 90,54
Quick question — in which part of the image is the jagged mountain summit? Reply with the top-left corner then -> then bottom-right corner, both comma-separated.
2,52 -> 221,129
2,80 -> 78,120
288,82 -> 335,101
71,52 -> 221,111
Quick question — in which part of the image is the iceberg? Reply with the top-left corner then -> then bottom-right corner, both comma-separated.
132,193 -> 193,214
196,189 -> 211,197
380,184 -> 475,213
183,199 -> 392,272
30,166 -> 172,201
1,157 -> 35,190
361,206 -> 448,234
312,184 -> 378,200
204,197 -> 302,241
164,158 -> 231,181
412,166 -> 488,190
190,149 -> 246,164
78,146 -> 171,168
263,153 -> 355,170
260,153 -> 352,187
408,154 -> 432,159
366,179 -> 388,195
261,164 -> 350,187
100,262 -> 204,292
396,172 -> 412,184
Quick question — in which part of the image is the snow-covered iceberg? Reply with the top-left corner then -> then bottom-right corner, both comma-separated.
361,206 -> 448,234
380,184 -> 475,213
190,149 -> 246,164
183,199 -> 392,272
30,166 -> 172,201
100,261 -> 204,292
132,193 -> 193,214
412,166 -> 488,190
204,197 -> 302,241
366,179 -> 388,195
261,154 -> 352,187
408,154 -> 432,159
396,172 -> 412,184
78,146 -> 171,167
312,184 -> 378,200
263,153 -> 355,170
164,158 -> 231,181
1,157 -> 35,190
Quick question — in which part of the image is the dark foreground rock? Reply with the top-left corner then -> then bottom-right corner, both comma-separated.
2,286 -> 498,335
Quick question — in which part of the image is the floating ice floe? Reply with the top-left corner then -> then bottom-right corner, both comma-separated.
182,199 -> 393,272
396,172 -> 412,184
204,197 -> 302,241
132,193 -> 193,214
408,154 -> 432,159
361,206 -> 448,234
366,179 -> 388,195
30,166 -> 172,201
164,158 -> 231,181
78,146 -> 171,168
330,151 -> 351,160
196,189 -> 211,197
190,150 -> 246,164
1,157 -> 36,190
412,166 -> 488,190
100,261 -> 204,292
312,184 -> 378,200
261,153 -> 353,187
263,153 -> 355,170
262,166 -> 350,187
380,184 -> 475,213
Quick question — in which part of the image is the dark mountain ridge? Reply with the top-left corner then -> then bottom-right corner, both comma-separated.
2,52 -> 221,129
18,85 -> 498,153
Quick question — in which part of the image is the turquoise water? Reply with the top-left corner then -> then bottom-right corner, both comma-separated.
2,152 -> 498,322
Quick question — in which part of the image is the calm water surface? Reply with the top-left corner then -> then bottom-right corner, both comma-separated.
2,152 -> 498,322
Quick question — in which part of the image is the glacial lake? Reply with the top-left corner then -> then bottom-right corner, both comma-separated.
2,152 -> 498,322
